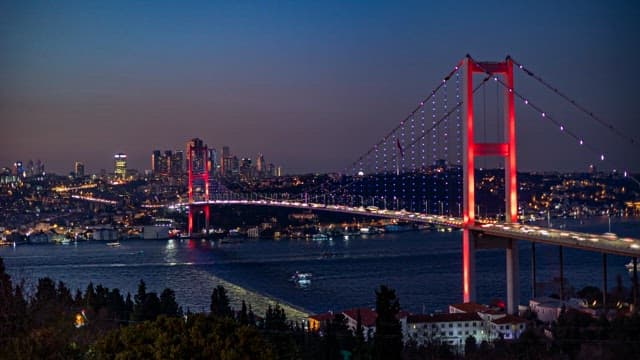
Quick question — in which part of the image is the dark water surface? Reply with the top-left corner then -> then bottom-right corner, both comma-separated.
2,217 -> 637,320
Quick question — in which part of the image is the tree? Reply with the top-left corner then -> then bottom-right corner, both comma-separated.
248,304 -> 256,326
323,313 -> 353,360
264,304 -> 288,332
263,304 -> 296,359
210,285 -> 233,318
132,280 -> 161,322
92,314 -> 275,359
373,285 -> 402,360
30,277 -> 60,327
464,335 -> 477,356
239,300 -> 249,325
352,308 -> 369,360
577,285 -> 603,305
159,288 -> 181,317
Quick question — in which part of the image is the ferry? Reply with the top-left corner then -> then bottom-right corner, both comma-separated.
106,242 -> 121,247
290,271 -> 312,287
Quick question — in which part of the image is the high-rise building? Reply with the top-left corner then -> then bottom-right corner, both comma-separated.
222,157 -> 233,176
26,160 -> 34,177
114,153 -> 127,179
220,146 -> 230,174
152,150 -> 162,175
256,153 -> 265,177
171,151 -> 184,175
186,139 -> 206,173
74,161 -> 85,178
240,158 -> 252,179
13,161 -> 23,177
35,159 -> 44,175
231,156 -> 240,175
207,148 -> 217,175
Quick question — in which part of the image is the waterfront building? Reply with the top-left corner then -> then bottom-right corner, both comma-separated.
488,315 -> 527,340
308,311 -> 334,332
405,312 -> 484,348
342,307 -> 382,340
114,153 -> 127,179
310,302 -> 528,353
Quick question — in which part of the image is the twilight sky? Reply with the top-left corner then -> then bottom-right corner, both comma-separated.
1,1 -> 639,175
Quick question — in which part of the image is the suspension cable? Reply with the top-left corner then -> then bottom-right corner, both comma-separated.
474,60 -> 640,187
510,56 -> 639,149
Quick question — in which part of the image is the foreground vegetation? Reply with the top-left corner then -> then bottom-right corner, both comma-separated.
2,257 -> 640,359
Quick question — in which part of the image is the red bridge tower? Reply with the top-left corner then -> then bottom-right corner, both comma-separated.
187,138 -> 210,236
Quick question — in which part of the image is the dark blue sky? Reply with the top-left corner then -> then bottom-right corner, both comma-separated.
1,1 -> 639,174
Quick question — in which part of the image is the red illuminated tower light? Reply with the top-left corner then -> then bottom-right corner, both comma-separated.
187,138 -> 210,236
461,56 -> 518,313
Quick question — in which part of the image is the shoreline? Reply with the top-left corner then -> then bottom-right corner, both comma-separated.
202,272 -> 312,323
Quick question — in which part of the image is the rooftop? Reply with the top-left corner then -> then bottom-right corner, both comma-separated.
408,312 -> 482,324
450,302 -> 490,313
491,314 -> 527,325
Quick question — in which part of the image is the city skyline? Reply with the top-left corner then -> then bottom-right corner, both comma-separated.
2,1 -> 640,174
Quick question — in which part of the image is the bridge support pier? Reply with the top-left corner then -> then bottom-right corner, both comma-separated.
559,246 -> 564,301
633,257 -> 638,312
531,243 -> 537,299
602,253 -> 607,314
188,204 -> 211,238
475,234 -> 520,315
463,229 -> 477,303
506,239 -> 520,315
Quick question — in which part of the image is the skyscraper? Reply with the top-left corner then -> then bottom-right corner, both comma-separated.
13,161 -> 23,177
256,153 -> 265,177
74,161 -> 85,178
114,153 -> 127,179
221,146 -> 230,174
240,158 -> 252,179
171,151 -> 184,175
152,150 -> 162,175
207,148 -> 217,175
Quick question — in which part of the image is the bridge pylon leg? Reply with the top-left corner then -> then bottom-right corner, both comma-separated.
506,239 -> 520,315
463,229 -> 476,303
188,205 -> 194,237
204,205 -> 210,236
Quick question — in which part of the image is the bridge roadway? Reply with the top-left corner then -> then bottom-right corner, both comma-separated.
168,199 -> 640,258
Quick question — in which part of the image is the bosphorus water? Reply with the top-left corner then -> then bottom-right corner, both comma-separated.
2,217 -> 637,322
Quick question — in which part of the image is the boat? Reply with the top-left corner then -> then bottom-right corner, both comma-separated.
290,271 -> 312,287
312,233 -> 328,241
106,242 -> 121,247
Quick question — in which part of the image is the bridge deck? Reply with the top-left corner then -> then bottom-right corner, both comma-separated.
165,200 -> 640,257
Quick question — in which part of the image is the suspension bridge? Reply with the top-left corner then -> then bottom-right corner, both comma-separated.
173,55 -> 640,315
